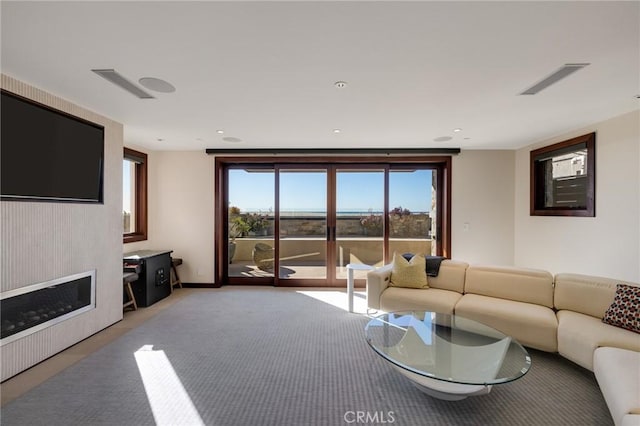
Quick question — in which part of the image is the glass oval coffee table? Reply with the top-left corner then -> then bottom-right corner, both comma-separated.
365,311 -> 531,400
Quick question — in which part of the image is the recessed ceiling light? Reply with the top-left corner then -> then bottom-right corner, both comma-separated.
216,130 -> 225,134
453,128 -> 462,133
223,137 -> 242,143
138,77 -> 176,93
433,136 -> 452,142
334,81 -> 348,89
333,129 -> 341,134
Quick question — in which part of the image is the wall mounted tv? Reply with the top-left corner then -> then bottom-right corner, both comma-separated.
1,90 -> 104,203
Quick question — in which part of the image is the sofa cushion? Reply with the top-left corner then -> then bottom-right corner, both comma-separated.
366,260 -> 468,312
464,265 -> 554,308
380,287 -> 462,315
427,259 -> 468,293
602,284 -> 640,333
454,294 -> 558,352
594,347 -> 640,426
390,252 -> 428,289
554,273 -> 639,318
557,310 -> 640,371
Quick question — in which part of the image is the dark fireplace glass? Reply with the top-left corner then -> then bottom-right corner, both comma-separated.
1,275 -> 92,340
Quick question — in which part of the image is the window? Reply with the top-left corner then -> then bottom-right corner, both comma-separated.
123,147 -> 148,243
214,155 -> 452,286
530,133 -> 595,217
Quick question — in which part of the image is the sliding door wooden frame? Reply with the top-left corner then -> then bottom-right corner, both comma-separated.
275,164 -> 332,287
214,155 -> 452,286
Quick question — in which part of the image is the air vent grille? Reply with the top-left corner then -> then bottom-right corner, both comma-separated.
520,63 -> 590,95
91,69 -> 154,99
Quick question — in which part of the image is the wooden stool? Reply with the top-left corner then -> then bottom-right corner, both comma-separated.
123,272 -> 139,311
170,257 -> 183,292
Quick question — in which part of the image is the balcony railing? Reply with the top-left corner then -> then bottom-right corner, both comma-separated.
230,237 -> 432,266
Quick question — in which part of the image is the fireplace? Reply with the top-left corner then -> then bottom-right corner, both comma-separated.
1,271 -> 96,346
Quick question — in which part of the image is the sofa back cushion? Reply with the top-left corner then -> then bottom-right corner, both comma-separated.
427,259 -> 468,293
554,273 -> 640,319
464,265 -> 554,308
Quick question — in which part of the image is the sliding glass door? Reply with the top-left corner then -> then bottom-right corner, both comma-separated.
335,168 -> 385,281
388,168 -> 437,257
217,157 -> 450,287
227,168 -> 275,278
278,168 -> 328,282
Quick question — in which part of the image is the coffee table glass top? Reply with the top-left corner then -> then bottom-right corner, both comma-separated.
365,311 -> 531,386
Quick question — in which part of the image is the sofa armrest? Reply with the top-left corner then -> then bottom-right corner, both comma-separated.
366,264 -> 393,310
594,347 -> 640,426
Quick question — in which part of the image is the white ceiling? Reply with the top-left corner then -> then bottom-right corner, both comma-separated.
2,1 -> 639,151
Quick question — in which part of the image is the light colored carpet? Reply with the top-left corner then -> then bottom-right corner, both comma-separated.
1,287 -> 612,425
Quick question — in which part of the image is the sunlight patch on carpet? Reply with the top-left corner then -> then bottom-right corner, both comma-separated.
134,345 -> 204,426
296,290 -> 368,313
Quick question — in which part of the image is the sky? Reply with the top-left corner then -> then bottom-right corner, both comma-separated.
123,160 -> 131,213
229,169 -> 432,214
124,166 -> 433,215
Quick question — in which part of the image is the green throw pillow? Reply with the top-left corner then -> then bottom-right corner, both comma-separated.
390,252 -> 428,289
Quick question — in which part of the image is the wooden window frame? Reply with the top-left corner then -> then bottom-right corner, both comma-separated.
123,147 -> 148,243
213,155 -> 452,286
530,133 -> 595,217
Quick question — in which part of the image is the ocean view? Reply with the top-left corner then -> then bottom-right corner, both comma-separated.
245,209 -> 430,217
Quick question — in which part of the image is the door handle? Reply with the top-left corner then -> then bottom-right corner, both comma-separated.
327,226 -> 336,241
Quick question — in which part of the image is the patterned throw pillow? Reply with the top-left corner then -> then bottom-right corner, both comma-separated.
389,252 -> 428,289
602,284 -> 640,334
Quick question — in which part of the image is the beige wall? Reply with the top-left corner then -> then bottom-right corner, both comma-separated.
514,110 -> 640,282
123,150 -> 215,284
134,110 -> 639,284
452,150 -> 515,265
138,150 -> 517,283
1,75 -> 123,380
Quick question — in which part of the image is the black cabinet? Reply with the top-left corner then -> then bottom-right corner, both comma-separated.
123,250 -> 172,307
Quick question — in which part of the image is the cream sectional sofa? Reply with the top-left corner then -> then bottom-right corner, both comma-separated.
594,347 -> 640,426
554,273 -> 640,370
366,260 -> 640,425
366,260 -> 468,314
455,265 -> 558,352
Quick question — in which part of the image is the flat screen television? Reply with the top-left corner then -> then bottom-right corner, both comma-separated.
1,90 -> 104,203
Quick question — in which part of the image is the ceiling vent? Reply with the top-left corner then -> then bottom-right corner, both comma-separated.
91,69 -> 155,99
520,63 -> 590,95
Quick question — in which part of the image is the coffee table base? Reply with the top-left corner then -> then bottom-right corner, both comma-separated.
392,366 -> 493,401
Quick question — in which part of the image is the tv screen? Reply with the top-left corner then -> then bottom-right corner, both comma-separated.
1,90 -> 104,203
